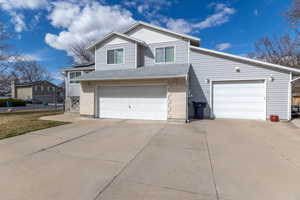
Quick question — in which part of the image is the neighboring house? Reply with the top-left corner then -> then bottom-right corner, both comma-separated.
62,21 -> 300,121
60,63 -> 95,112
11,80 -> 64,103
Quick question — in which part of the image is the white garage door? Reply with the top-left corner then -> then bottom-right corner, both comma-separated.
212,80 -> 266,120
98,85 -> 167,120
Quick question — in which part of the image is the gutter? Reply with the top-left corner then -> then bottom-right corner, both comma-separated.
77,74 -> 187,82
290,76 -> 300,84
190,46 -> 300,74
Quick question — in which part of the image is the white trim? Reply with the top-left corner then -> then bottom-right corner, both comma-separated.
190,46 -> 300,74
288,73 -> 292,120
154,46 -> 176,64
209,80 -> 213,118
210,78 -> 268,82
264,79 -> 267,120
106,48 -> 125,65
124,21 -> 200,44
95,82 -> 168,87
69,71 -> 83,85
87,31 -> 147,51
79,75 -> 186,82
291,76 -> 300,83
210,78 -> 267,120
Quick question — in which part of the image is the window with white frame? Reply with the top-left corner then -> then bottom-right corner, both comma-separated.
155,46 -> 175,63
48,86 -> 53,92
69,71 -> 82,84
107,48 -> 124,64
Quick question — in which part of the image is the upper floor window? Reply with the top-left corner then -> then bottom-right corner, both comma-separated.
70,71 -> 82,84
155,47 -> 175,63
107,48 -> 124,64
48,86 -> 54,92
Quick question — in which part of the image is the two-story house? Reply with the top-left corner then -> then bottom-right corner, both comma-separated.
11,80 -> 64,103
62,21 -> 300,121
61,63 -> 95,112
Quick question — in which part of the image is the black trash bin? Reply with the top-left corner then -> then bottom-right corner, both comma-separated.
193,101 -> 206,119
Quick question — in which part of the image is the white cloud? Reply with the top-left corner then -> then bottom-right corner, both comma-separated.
163,3 -> 236,33
123,0 -> 172,18
47,1 -> 81,28
216,42 -> 231,51
0,0 -> 49,32
0,0 -> 48,10
51,71 -> 64,81
193,3 -> 235,30
45,1 -> 135,56
9,12 -> 27,32
165,18 -> 193,34
254,9 -> 259,16
22,53 -> 43,61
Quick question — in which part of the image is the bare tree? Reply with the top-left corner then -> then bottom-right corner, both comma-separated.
249,34 -> 300,69
249,0 -> 300,69
69,41 -> 94,65
0,21 -> 15,96
12,58 -> 53,83
0,22 -> 14,73
286,0 -> 300,25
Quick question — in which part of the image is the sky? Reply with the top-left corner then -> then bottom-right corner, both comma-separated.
0,0 -> 293,83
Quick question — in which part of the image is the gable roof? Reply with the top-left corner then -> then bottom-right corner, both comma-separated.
190,46 -> 300,74
87,32 -> 148,51
123,21 -> 201,45
77,63 -> 190,81
16,80 -> 60,88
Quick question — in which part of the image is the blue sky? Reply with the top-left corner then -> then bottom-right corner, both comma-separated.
0,0 -> 292,83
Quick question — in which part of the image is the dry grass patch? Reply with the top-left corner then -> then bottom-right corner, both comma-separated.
0,110 -> 68,140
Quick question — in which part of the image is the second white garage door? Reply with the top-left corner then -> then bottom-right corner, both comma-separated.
98,85 -> 167,120
212,80 -> 266,120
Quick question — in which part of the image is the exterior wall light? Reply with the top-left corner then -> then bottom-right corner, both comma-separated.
205,79 -> 210,84
235,67 -> 240,72
269,75 -> 274,82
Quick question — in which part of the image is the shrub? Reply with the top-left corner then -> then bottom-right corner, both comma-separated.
0,98 -> 26,107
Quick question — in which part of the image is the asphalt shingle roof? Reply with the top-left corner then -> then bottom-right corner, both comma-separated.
77,63 -> 190,81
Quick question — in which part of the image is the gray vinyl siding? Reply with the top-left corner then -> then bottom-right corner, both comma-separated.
189,49 -> 290,120
143,40 -> 189,65
95,42 -> 136,71
67,84 -> 81,96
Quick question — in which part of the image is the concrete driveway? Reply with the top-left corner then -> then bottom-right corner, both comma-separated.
1,118 -> 300,200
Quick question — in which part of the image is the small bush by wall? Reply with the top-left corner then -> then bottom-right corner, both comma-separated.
0,98 -> 26,107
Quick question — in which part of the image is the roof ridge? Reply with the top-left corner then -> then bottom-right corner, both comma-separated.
190,46 -> 300,74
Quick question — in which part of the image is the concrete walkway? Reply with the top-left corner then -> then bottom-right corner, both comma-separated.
0,118 -> 300,199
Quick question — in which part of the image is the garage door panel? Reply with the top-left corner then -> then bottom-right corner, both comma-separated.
98,86 -> 167,120
213,80 -> 266,120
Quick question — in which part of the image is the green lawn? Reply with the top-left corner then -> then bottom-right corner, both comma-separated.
0,110 -> 68,140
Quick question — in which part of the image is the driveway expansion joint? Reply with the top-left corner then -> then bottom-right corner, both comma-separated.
192,124 -> 220,200
24,120 -> 129,159
93,123 -> 168,200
